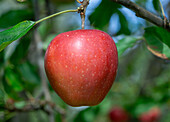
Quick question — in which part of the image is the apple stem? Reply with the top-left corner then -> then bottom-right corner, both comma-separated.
35,9 -> 78,25
81,14 -> 85,29
78,0 -> 89,29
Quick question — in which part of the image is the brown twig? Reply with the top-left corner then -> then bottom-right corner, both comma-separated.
112,0 -> 170,31
77,0 -> 89,29
5,100 -> 65,116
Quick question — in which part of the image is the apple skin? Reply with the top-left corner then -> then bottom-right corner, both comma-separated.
44,29 -> 118,107
109,107 -> 129,122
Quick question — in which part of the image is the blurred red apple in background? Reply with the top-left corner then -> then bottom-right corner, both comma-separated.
139,107 -> 161,122
45,29 -> 118,106
109,107 -> 129,122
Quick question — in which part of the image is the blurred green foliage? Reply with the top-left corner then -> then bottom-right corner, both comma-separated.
0,0 -> 170,122
89,0 -> 131,35
0,9 -> 33,28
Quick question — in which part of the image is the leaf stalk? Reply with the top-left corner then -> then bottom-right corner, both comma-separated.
35,9 -> 78,24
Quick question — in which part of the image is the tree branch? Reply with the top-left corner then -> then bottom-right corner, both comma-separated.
5,100 -> 66,116
112,0 -> 170,31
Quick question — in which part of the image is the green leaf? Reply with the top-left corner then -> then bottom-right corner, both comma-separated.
0,9 -> 33,28
2,74 -> 22,100
10,34 -> 31,64
145,27 -> 170,48
116,37 -> 139,57
117,10 -> 131,35
89,0 -> 131,35
144,26 -> 170,59
0,20 -> 35,52
153,0 -> 160,12
5,67 -> 23,92
89,0 -> 121,29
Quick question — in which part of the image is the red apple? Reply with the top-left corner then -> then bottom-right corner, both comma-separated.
139,113 -> 152,122
109,107 -> 129,122
139,107 -> 161,122
44,29 -> 118,106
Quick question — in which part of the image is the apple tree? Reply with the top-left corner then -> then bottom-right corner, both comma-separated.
0,0 -> 169,122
